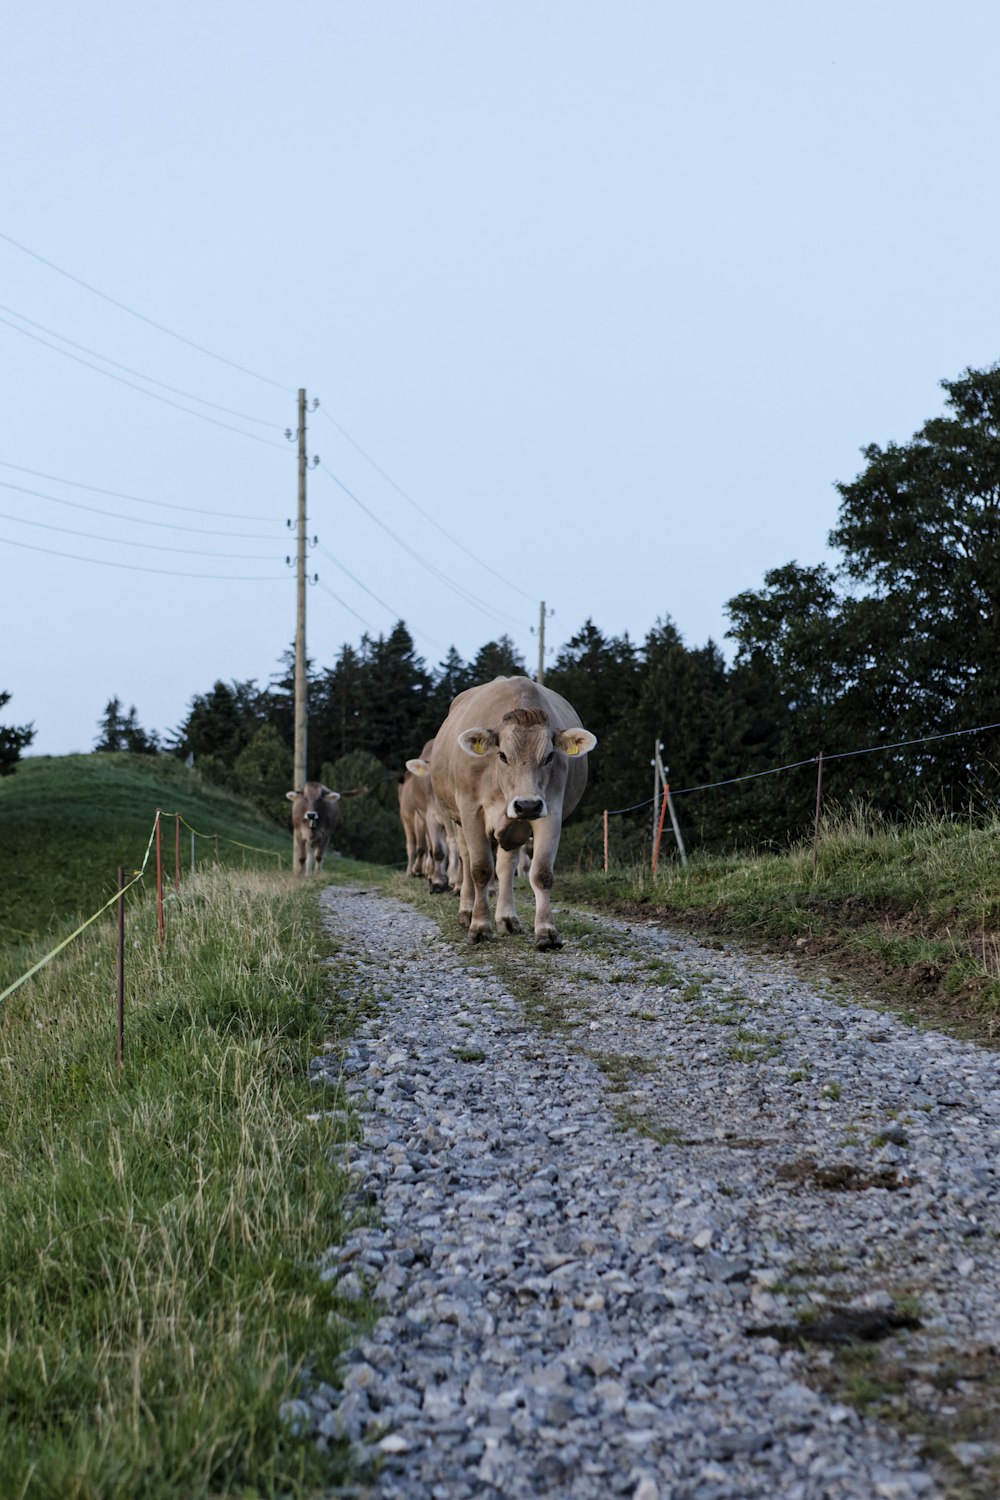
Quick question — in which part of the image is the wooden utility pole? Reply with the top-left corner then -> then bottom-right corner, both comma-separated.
654,740 -> 688,868
536,601 -> 546,683
294,388 -> 308,794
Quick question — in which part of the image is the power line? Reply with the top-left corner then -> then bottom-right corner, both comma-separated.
318,462 -> 528,635
316,579 -> 375,631
316,546 -> 451,654
317,405 -> 536,604
0,301 -> 284,429
0,533 -> 286,580
0,508 -> 278,559
0,313 -> 292,450
0,477 -> 281,539
0,458 -> 278,522
0,228 -> 292,393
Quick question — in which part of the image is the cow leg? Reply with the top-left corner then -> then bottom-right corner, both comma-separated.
494,846 -> 522,934
294,833 -> 307,877
459,820 -> 495,942
527,821 -> 564,949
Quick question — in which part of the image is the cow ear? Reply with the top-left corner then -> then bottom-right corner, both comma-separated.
458,727 -> 499,758
554,728 -> 597,758
286,790 -> 301,801
321,789 -> 341,803
406,757 -> 431,776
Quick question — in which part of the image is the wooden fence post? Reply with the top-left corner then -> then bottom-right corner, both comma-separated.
603,810 -> 609,873
116,865 -> 125,1073
155,810 -> 165,946
174,814 -> 181,892
812,750 -> 824,871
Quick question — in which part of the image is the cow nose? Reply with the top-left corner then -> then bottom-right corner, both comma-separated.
305,811 -> 319,824
513,798 -> 544,819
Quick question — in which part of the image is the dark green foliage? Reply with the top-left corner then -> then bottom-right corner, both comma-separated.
233,723 -> 293,821
170,678 -> 268,762
0,691 -> 34,776
319,750 -> 403,866
93,696 -> 159,753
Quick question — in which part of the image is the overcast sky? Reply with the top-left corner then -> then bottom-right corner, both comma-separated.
3,1 -> 999,758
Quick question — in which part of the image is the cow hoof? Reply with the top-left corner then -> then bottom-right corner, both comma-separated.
497,915 -> 522,935
535,928 -> 563,950
458,909 -> 472,929
467,927 -> 494,945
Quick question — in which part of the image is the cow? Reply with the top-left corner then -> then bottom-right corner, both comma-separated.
286,781 -> 365,876
430,676 -> 596,948
398,739 -> 449,892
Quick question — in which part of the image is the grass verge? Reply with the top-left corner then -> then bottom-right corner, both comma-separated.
558,804 -> 1000,1045
0,866 -> 367,1500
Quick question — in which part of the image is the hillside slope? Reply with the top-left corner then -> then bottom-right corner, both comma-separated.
0,753 -> 289,944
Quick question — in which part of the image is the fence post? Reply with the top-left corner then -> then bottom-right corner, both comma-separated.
603,810 -> 609,873
117,865 -> 125,1074
665,782 -> 688,868
155,810 -> 165,946
174,814 -> 181,892
214,834 -> 219,864
812,750 -> 824,872
191,830 -> 196,876
652,784 -> 670,873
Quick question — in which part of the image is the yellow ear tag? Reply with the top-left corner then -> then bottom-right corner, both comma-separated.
566,741 -> 580,756
474,738 -> 488,755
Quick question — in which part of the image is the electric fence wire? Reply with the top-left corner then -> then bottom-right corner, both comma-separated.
597,717 -> 1000,827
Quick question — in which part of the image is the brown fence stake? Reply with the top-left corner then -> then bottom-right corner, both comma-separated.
603,810 -> 609,873
174,814 -> 181,892
812,750 -> 824,871
652,782 -> 670,873
156,810 -> 165,945
117,865 -> 125,1074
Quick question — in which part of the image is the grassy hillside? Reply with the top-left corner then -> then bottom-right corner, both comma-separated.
0,752 -> 289,946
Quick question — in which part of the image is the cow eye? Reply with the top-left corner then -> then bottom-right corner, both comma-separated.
498,751 -> 508,764
544,751 -> 554,765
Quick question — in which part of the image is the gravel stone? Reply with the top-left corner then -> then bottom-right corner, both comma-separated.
289,885 -> 1000,1498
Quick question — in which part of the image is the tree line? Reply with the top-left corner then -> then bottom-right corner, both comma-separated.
7,363 -> 1000,865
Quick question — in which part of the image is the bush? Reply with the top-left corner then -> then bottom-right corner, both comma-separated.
321,751 -> 404,866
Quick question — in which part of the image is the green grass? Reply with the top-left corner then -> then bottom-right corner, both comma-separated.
0,864 -> 370,1499
0,752 -> 290,948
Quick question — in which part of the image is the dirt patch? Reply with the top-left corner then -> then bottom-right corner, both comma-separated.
748,1303 -> 922,1347
775,1156 -> 910,1192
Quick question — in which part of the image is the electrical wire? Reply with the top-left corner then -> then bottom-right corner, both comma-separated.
0,477 -> 281,539
318,462 -> 528,634
0,301 -> 284,428
317,543 -> 407,619
0,533 -> 286,579
0,508 -> 278,559
316,579 -> 374,631
0,313 -> 293,450
0,458 -> 278,522
0,228 -> 292,393
317,405 -> 537,604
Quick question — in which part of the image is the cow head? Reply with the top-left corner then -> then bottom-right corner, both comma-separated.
457,706 -> 596,821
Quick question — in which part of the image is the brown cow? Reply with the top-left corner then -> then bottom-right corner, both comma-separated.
430,676 -> 596,948
400,739 -> 461,893
286,782 -> 363,877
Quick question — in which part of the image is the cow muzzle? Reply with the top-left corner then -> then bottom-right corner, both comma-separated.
511,797 -> 545,820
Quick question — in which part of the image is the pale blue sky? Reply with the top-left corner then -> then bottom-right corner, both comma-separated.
3,1 -> 999,757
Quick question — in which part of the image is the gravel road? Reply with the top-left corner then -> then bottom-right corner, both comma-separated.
287,882 -> 1000,1500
